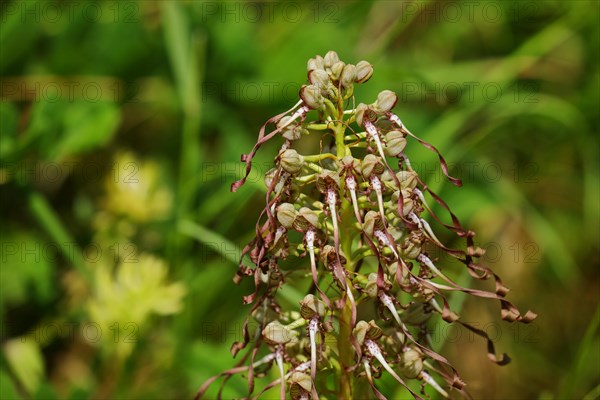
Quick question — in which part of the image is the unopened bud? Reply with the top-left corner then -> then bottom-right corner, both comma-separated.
263,321 -> 298,345
280,149 -> 304,174
324,50 -> 340,68
308,69 -> 330,92
355,60 -> 374,83
373,90 -> 398,113
308,55 -> 325,71
299,84 -> 324,109
330,61 -> 345,80
340,64 -> 357,88
277,203 -> 297,229
385,130 -> 407,156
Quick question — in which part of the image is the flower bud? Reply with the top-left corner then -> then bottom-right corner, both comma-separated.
361,154 -> 385,178
279,149 -> 304,174
299,84 -> 324,109
299,294 -> 325,319
373,90 -> 398,113
308,69 -> 330,93
363,210 -> 385,236
340,64 -> 357,88
330,61 -> 345,80
396,170 -> 418,189
294,207 -> 320,231
399,347 -> 423,379
289,371 -> 312,399
355,60 -> 374,83
323,50 -> 340,68
307,55 -> 325,71
262,321 -> 298,345
385,130 -> 407,156
277,203 -> 297,229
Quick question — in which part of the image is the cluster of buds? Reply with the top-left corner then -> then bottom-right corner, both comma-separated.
197,51 -> 536,400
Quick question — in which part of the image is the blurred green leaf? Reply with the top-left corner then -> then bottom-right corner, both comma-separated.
0,233 -> 53,311
23,100 -> 120,161
3,339 -> 45,395
0,103 -> 19,159
0,369 -> 21,400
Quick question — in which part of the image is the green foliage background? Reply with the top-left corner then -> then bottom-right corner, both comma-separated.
0,1 -> 598,399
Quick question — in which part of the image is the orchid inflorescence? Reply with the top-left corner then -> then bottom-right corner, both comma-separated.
196,51 -> 537,400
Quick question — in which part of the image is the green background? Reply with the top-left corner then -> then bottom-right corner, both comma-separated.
0,1 -> 598,399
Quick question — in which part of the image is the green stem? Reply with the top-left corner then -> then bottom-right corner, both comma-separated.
304,153 -> 338,162
285,318 -> 307,330
306,123 -> 330,130
334,122 -> 347,159
333,111 -> 355,398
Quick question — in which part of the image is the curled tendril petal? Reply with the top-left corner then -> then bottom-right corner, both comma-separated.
193,353 -> 276,400
378,292 -> 403,327
366,340 -> 425,400
420,371 -> 449,398
308,318 -> 319,396
232,101 -> 304,192
364,120 -> 388,163
374,230 -> 399,260
275,350 -> 286,400
346,175 -> 363,225
371,175 -> 386,222
305,230 -> 332,311
386,112 -> 462,187
364,360 -> 388,400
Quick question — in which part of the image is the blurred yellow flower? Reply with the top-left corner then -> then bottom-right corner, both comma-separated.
87,253 -> 186,359
102,151 -> 172,222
